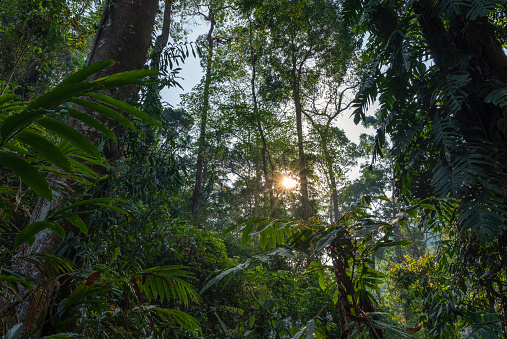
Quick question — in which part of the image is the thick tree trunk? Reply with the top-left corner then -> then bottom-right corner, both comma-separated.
4,1 -> 159,336
192,11 -> 215,223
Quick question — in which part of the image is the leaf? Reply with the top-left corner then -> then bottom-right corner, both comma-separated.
150,308 -> 201,335
63,107 -> 116,141
14,221 -> 64,250
88,93 -> 161,127
15,130 -> 72,172
241,224 -> 254,249
2,323 -> 24,339
37,118 -> 101,158
27,82 -> 96,111
1,108 -> 49,142
60,60 -> 115,86
214,312 -> 229,333
420,203 -> 437,211
276,228 -> 285,245
0,152 -> 51,200
64,215 -> 88,235
70,98 -> 136,131
92,69 -> 159,87
0,94 -> 18,107
314,229 -> 341,253
84,272 -> 101,286
51,198 -> 128,220
40,333 -> 80,339
268,224 -> 277,248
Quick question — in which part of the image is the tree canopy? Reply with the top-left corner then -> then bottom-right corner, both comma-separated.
1,0 -> 506,338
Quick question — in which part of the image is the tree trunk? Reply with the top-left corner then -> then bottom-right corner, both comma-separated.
5,1 -> 159,336
292,65 -> 310,220
320,132 -> 339,223
192,10 -> 215,224
249,38 -> 275,216
151,0 -> 174,70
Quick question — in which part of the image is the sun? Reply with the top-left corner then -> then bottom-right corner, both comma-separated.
282,176 -> 298,189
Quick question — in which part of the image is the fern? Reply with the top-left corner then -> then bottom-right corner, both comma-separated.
148,307 -> 201,336
457,189 -> 507,242
464,0 -> 504,20
433,72 -> 471,114
134,266 -> 199,307
463,312 -> 503,338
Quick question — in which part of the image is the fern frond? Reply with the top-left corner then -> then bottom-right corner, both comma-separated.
134,266 -> 199,307
463,312 -> 503,338
149,307 -> 202,336
457,189 -> 507,242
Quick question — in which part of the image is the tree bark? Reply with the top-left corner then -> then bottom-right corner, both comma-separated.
248,32 -> 275,216
292,64 -> 310,220
192,10 -> 215,223
151,0 -> 174,70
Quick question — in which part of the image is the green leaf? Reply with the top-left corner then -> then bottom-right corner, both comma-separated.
260,229 -> 268,249
407,208 -> 418,218
315,229 -> 343,253
88,93 -> 161,127
0,152 -> 51,200
15,130 -> 72,172
156,276 -> 165,302
50,198 -> 128,220
248,316 -> 255,328
92,69 -> 159,87
241,224 -> 254,249
37,118 -> 101,158
2,142 -> 30,155
64,215 -> 88,235
420,203 -> 437,211
381,240 -> 413,248
1,108 -> 49,142
214,312 -> 229,333
2,323 -> 24,339
268,225 -> 277,248
27,82 -> 96,111
276,229 -> 285,245
0,94 -> 18,107
60,60 -> 115,86
14,221 -> 64,250
63,107 -> 116,141
222,224 -> 238,235
150,308 -> 201,335
70,98 -> 136,131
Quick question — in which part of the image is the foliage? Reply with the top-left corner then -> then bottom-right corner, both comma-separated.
0,0 -> 101,99
206,196 -> 421,338
342,0 -> 507,334
0,61 -> 201,337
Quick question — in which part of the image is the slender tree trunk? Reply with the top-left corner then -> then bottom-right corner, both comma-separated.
320,133 -> 339,222
249,38 -> 274,216
291,65 -> 310,220
151,0 -> 173,70
4,1 -> 159,336
192,11 -> 215,223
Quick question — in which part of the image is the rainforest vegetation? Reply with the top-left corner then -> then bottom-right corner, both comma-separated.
1,0 -> 507,338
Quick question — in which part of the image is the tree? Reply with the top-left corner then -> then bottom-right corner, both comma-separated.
346,0 -> 507,332
240,0 -> 358,220
2,0 -> 161,334
178,0 -> 233,223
